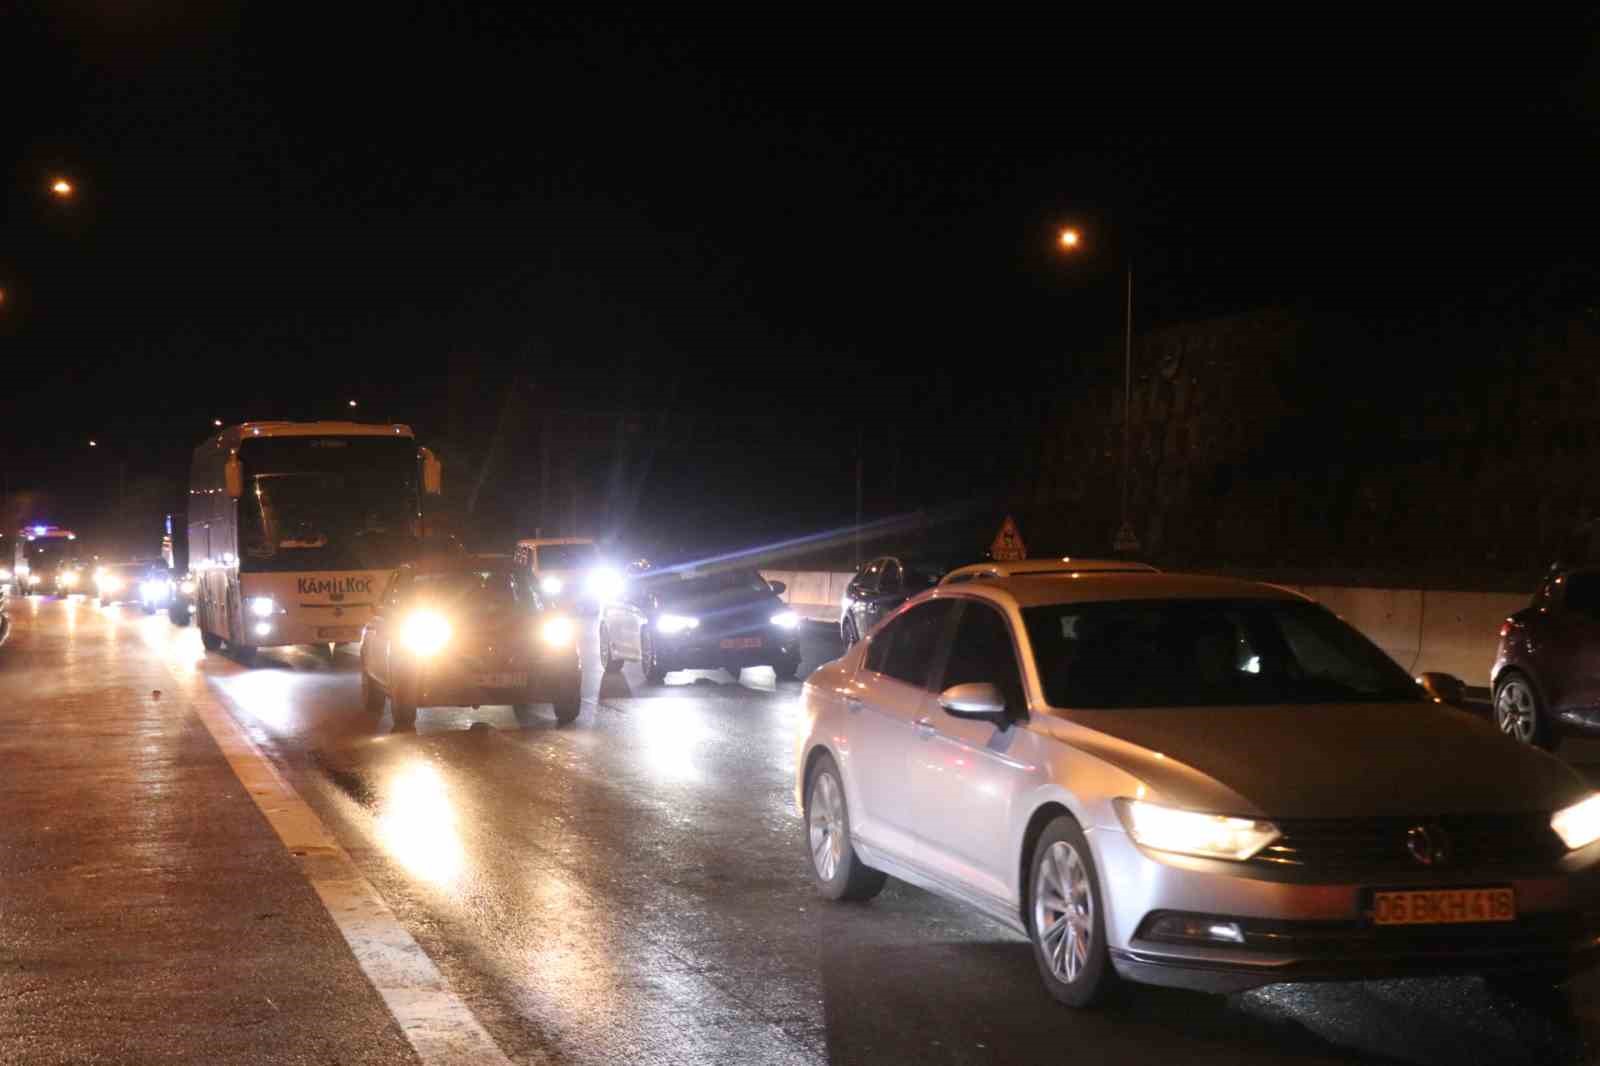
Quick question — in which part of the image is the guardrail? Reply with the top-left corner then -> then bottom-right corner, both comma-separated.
761,570 -> 1523,686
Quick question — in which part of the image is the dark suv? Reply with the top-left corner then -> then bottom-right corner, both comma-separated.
1493,565 -> 1600,749
839,556 -> 948,646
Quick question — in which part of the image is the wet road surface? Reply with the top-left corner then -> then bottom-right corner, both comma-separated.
6,595 -> 1600,1064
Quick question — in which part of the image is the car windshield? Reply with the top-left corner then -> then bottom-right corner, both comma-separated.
655,568 -> 773,605
1022,598 -> 1420,708
409,570 -> 521,609
536,543 -> 596,570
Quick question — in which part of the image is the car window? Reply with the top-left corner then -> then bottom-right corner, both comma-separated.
854,559 -> 883,593
879,560 -> 903,594
864,599 -> 955,687
534,543 -> 596,570
1023,598 -> 1417,708
1564,571 -> 1600,615
940,602 -> 1026,713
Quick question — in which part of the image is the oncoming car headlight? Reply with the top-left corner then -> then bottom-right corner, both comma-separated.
541,576 -> 563,596
1115,799 -> 1280,861
540,616 -> 575,647
657,613 -> 699,635
1552,793 -> 1600,851
60,571 -> 80,588
770,610 -> 800,630
584,566 -> 623,601
401,610 -> 452,656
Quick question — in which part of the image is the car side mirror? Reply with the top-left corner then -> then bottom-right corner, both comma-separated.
939,682 -> 1011,727
1415,671 -> 1466,706
768,580 -> 787,596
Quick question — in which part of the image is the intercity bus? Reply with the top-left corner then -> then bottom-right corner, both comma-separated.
189,421 -> 441,657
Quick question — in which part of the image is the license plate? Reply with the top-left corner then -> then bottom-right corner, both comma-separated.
317,626 -> 360,641
1372,887 -> 1515,926
720,637 -> 762,650
477,672 -> 527,689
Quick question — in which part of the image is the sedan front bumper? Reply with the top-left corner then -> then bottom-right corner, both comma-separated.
1094,828 -> 1600,993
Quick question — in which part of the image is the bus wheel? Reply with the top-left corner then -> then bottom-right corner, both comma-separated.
201,630 -> 224,652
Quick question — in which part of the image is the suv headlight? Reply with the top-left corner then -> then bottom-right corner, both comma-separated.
1115,799 -> 1280,861
540,615 -> 574,647
1552,794 -> 1600,850
657,613 -> 699,635
249,596 -> 277,618
401,610 -> 452,656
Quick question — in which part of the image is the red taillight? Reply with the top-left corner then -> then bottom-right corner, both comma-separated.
1500,619 -> 1512,638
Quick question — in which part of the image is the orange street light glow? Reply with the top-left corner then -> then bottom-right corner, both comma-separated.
1059,228 -> 1081,249
51,179 -> 73,196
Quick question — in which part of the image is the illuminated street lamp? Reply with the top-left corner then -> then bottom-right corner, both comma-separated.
348,400 -> 358,409
50,178 -> 74,198
1057,227 -> 1139,554
213,419 -> 223,427
88,439 -> 98,448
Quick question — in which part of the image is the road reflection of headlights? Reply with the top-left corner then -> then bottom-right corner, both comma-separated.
541,576 -> 563,596
540,615 -> 574,647
401,610 -> 452,656
657,613 -> 699,635
585,566 -> 623,601
770,610 -> 800,629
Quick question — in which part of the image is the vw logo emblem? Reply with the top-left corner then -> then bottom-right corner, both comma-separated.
1406,824 -> 1451,866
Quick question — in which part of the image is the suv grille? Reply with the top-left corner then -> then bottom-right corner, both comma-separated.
1253,813 -> 1566,874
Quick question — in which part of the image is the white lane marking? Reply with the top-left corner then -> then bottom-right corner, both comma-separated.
157,651 -> 522,1066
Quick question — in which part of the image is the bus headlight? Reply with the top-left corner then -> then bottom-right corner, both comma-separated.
401,610 -> 452,657
540,616 -> 575,647
541,576 -> 563,596
249,596 -> 277,618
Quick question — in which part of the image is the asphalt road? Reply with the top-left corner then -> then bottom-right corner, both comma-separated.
6,596 -> 1600,1064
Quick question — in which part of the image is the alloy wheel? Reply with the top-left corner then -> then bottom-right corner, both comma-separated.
808,770 -> 845,882
1033,840 -> 1094,984
1496,679 -> 1538,744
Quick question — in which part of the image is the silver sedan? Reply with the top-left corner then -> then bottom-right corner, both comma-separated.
794,572 -> 1600,1006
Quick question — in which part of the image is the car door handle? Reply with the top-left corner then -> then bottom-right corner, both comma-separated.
913,717 -> 937,738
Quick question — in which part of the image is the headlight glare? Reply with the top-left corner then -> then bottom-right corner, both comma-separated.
585,566 -> 623,601
770,610 -> 800,630
1552,794 -> 1600,850
401,610 -> 452,656
180,579 -> 196,595
248,596 -> 276,618
657,613 -> 699,635
1116,799 -> 1280,861
541,576 -> 563,596
540,615 -> 575,647
98,576 -> 123,593
60,571 -> 80,588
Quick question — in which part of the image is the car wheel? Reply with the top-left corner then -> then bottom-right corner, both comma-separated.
361,669 -> 385,713
1028,815 -> 1118,1008
1494,673 -> 1554,749
390,680 -> 418,730
842,615 -> 859,647
201,629 -> 224,652
552,687 -> 581,726
804,754 -> 887,901
641,628 -> 668,684
598,624 -> 622,674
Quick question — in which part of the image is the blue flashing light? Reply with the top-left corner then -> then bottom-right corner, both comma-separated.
33,525 -> 46,536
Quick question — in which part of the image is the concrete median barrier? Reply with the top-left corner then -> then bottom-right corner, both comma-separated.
765,569 -> 1528,687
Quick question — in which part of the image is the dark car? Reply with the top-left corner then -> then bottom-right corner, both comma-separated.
94,561 -> 173,611
1493,565 -> 1600,749
839,556 -> 948,646
598,565 -> 802,682
358,555 -> 582,728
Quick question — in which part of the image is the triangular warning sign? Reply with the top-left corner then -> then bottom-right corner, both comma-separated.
990,515 -> 1027,561
1113,521 -> 1141,553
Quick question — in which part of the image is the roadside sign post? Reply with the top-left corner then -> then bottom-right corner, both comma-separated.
990,516 -> 1027,562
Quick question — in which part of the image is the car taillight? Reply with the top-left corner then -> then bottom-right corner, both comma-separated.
1500,619 -> 1513,639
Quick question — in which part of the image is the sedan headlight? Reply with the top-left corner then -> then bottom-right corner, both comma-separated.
540,615 -> 574,647
1552,794 -> 1600,850
1115,799 -> 1280,861
657,613 -> 699,635
248,596 -> 277,618
770,610 -> 800,630
400,610 -> 452,656
584,566 -> 623,601
541,576 -> 563,596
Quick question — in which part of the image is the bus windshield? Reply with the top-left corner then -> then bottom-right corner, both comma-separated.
238,437 -> 419,572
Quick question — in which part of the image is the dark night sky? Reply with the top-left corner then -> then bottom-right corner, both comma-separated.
7,5 -> 1600,553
